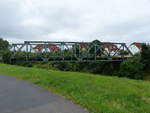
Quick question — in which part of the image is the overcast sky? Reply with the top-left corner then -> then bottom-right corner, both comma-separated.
0,0 -> 150,43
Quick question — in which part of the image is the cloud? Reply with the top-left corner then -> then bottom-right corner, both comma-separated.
0,0 -> 150,43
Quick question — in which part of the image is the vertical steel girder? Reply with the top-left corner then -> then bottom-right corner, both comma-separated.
10,41 -> 133,62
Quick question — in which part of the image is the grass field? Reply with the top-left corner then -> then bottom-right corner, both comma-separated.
0,63 -> 150,113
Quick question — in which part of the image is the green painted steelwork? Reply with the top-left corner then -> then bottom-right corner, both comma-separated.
10,41 -> 133,62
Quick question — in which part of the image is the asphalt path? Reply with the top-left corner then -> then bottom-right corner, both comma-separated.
0,75 -> 88,113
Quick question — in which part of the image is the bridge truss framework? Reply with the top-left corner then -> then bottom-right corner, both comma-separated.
10,41 -> 133,62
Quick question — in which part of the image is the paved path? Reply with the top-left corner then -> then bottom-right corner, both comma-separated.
0,75 -> 88,113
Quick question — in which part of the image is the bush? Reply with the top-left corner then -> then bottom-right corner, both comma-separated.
33,62 -> 57,70
48,61 -> 121,76
0,38 -> 10,63
1,50 -> 11,64
119,54 -> 144,79
141,44 -> 150,72
0,38 -> 9,50
53,62 -> 80,71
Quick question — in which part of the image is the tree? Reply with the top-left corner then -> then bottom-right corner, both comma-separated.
0,38 -> 9,51
89,40 -> 103,55
141,44 -> 150,71
119,54 -> 144,79
0,38 -> 10,63
118,50 -> 129,55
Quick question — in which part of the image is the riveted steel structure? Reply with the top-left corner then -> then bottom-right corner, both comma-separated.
10,41 -> 133,62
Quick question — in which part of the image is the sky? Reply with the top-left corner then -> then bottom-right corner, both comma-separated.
0,0 -> 150,43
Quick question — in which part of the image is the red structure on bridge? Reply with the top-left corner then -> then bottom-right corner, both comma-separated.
103,43 -> 118,52
33,44 -> 60,52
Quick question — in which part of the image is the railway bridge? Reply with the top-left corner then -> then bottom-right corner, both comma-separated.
10,40 -> 133,62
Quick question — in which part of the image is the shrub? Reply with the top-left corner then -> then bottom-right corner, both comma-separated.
0,38 -> 10,63
1,50 -> 11,64
33,62 -> 57,70
141,44 -> 150,72
119,54 -> 144,79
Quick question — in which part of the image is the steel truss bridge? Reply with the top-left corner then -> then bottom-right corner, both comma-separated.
10,41 -> 133,62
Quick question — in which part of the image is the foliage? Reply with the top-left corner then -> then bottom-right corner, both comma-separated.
50,62 -> 120,76
33,62 -> 57,70
89,40 -> 103,55
2,50 -> 11,63
118,50 -> 129,55
141,44 -> 150,72
0,63 -> 150,113
0,38 -> 10,63
0,38 -> 9,51
119,54 -> 144,79
52,62 -> 83,71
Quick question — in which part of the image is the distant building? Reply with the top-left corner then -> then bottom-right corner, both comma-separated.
129,42 -> 142,54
